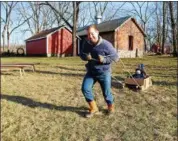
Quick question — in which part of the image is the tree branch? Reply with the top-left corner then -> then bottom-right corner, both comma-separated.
40,2 -> 73,29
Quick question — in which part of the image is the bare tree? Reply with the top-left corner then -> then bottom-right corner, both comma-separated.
42,2 -> 73,27
169,1 -> 177,56
1,2 -> 17,51
1,2 -> 29,52
78,2 -> 107,27
78,2 -> 91,27
19,2 -> 57,35
108,2 -> 127,20
161,2 -> 168,54
18,2 -> 34,34
40,4 -> 55,30
41,2 -> 73,29
129,2 -> 157,52
72,2 -> 81,56
93,2 -> 108,16
154,2 -> 162,48
41,2 -> 81,56
91,2 -> 109,23
177,2 -> 178,55
78,2 -> 127,27
19,2 -> 40,34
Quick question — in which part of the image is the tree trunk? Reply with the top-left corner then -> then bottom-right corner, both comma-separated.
169,1 -> 177,56
2,28 -> 6,52
1,2 -> 17,53
177,2 -> 178,54
72,2 -> 77,56
144,38 -> 147,52
72,2 -> 80,56
162,2 -> 166,54
143,22 -> 148,52
156,20 -> 161,49
156,4 -> 161,48
7,24 -> 10,52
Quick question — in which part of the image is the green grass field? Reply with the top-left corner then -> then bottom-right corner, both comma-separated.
1,55 -> 177,141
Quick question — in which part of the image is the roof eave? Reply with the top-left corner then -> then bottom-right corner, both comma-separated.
26,37 -> 47,42
26,25 -> 81,42
114,17 -> 147,37
131,18 -> 147,37
114,16 -> 132,32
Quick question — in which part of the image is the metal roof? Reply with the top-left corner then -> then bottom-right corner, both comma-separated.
26,25 -> 80,42
77,16 -> 146,36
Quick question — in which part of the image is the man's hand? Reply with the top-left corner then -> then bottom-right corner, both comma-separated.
98,55 -> 104,63
86,53 -> 92,61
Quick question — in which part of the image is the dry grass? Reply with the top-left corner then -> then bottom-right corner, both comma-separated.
1,55 -> 177,141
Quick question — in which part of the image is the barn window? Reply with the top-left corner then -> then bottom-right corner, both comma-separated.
128,35 -> 133,50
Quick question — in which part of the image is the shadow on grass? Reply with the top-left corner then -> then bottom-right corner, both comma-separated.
111,75 -> 125,89
112,75 -> 125,81
1,94 -> 88,117
151,74 -> 177,78
152,80 -> 177,86
55,66 -> 85,72
1,73 -> 14,76
36,70 -> 84,77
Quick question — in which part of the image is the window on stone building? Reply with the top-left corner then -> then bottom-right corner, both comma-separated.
128,35 -> 133,50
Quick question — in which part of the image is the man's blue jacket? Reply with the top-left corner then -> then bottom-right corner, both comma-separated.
80,37 -> 119,75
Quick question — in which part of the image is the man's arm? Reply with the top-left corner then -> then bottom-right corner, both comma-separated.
80,40 -> 91,61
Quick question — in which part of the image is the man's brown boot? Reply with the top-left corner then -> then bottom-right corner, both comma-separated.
107,104 -> 115,115
85,101 -> 99,118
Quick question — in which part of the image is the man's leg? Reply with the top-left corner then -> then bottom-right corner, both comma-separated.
81,73 -> 98,117
81,72 -> 96,102
97,72 -> 114,113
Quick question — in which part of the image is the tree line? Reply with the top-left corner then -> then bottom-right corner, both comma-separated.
1,2 -> 177,56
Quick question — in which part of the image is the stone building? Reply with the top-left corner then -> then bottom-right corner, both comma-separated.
77,16 -> 146,58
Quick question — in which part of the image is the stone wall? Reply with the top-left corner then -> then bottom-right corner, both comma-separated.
118,49 -> 143,58
116,19 -> 145,52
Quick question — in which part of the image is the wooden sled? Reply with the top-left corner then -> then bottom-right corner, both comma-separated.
124,76 -> 152,91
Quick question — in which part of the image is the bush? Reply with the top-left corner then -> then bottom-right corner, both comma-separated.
1,50 -> 16,57
156,52 -> 162,55
1,46 -> 26,57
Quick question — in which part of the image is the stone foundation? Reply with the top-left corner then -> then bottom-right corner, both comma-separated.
118,50 -> 143,58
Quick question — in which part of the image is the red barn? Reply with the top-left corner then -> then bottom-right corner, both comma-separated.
25,25 -> 80,57
151,43 -> 160,53
151,43 -> 171,54
77,16 -> 146,58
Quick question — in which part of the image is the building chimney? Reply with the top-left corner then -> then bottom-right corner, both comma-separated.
95,14 -> 102,24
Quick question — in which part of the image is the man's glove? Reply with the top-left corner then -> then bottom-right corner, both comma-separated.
98,55 -> 105,63
86,53 -> 92,61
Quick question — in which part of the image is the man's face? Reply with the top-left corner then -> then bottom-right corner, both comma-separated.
87,27 -> 99,44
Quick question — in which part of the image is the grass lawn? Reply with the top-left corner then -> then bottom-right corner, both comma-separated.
1,55 -> 177,141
